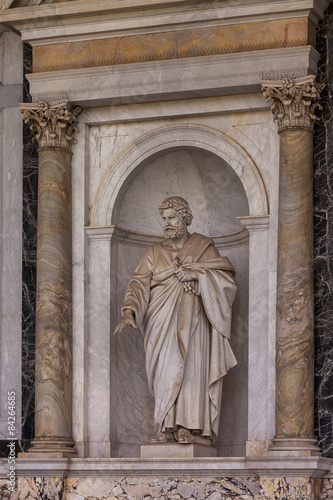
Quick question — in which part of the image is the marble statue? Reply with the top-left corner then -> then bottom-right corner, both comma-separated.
114,196 -> 237,445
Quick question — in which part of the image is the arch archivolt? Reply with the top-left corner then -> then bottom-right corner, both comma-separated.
91,124 -> 268,227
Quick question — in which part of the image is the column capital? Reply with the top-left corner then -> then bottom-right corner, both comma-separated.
20,99 -> 82,149
261,75 -> 324,132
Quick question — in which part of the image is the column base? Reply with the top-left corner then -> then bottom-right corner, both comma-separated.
269,438 -> 321,457
18,438 -> 77,458
141,442 -> 217,458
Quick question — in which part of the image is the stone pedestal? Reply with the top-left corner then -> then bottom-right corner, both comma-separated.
262,75 -> 324,455
141,442 -> 217,458
19,100 -> 81,457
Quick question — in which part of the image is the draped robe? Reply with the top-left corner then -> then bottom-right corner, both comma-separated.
122,232 -> 237,443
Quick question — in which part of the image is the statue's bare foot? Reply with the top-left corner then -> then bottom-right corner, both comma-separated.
175,427 -> 194,444
150,432 -> 168,443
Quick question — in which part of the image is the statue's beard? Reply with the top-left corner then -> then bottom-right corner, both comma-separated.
164,222 -> 185,239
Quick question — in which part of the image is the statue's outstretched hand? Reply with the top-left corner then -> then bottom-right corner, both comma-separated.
113,309 -> 136,335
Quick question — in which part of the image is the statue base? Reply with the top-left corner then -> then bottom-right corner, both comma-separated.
141,442 -> 217,458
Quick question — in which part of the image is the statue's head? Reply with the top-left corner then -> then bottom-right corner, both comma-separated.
158,196 -> 193,225
158,196 -> 193,239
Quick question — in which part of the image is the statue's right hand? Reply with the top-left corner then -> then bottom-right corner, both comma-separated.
113,310 -> 136,335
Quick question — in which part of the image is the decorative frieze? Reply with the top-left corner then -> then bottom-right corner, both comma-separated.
262,75 -> 324,131
20,100 -> 81,150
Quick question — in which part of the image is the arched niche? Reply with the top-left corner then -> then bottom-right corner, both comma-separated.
107,168 -> 255,458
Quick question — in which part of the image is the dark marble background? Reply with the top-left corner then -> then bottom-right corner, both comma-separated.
20,43 -> 38,452
0,7 -> 330,459
314,3 -> 333,458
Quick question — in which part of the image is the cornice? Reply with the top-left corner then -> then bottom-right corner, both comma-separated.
0,0 -> 329,45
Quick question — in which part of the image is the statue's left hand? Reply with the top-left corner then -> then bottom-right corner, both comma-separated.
174,268 -> 197,282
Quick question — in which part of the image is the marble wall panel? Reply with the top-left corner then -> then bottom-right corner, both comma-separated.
321,478 -> 333,498
260,476 -> 320,500
14,475 -> 260,500
2,474 -> 333,499
314,3 -> 333,458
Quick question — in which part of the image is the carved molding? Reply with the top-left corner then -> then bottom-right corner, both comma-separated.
261,75 -> 324,131
85,225 -> 249,250
20,99 -> 82,149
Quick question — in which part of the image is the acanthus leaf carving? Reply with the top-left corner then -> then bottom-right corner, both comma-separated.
261,75 -> 325,131
20,100 -> 82,149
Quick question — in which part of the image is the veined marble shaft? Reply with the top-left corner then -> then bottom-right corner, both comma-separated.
35,147 -> 73,440
275,129 -> 314,439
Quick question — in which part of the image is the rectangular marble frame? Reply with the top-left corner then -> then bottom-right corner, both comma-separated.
70,94 -> 280,458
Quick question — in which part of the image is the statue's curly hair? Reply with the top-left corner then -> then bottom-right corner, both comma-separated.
158,196 -> 193,226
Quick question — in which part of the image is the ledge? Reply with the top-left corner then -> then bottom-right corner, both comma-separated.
0,456 -> 332,478
85,225 -> 249,249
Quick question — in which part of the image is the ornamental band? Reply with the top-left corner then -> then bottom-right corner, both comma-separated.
114,196 -> 237,445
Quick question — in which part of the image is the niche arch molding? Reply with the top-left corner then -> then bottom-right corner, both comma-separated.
91,124 -> 268,227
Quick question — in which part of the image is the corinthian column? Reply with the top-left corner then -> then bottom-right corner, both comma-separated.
262,76 -> 324,455
20,100 -> 81,457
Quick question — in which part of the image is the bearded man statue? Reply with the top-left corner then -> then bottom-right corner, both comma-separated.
114,196 -> 237,445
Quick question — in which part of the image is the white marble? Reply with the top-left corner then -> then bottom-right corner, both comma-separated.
86,234 -> 112,458
141,443 -> 218,458
239,217 -> 271,445
0,28 -> 23,85
0,27 -> 23,441
71,132 -> 88,458
81,93 -> 269,123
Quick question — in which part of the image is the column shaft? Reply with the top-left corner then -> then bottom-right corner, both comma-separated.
34,148 -> 73,445
276,129 -> 314,439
